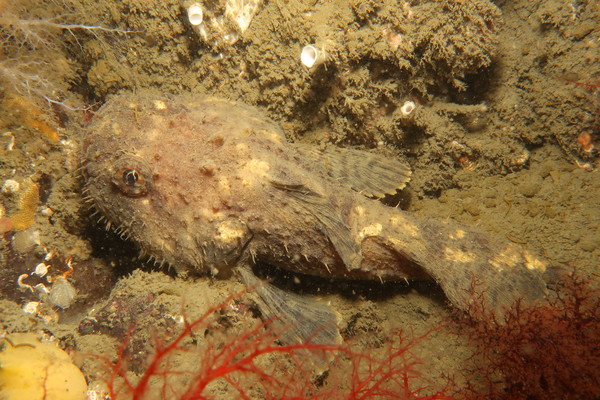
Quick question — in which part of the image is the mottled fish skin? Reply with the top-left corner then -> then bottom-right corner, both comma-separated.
82,91 -> 549,320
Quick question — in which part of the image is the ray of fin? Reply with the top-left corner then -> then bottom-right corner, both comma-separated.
270,181 -> 361,270
295,144 -> 411,198
239,266 -> 342,345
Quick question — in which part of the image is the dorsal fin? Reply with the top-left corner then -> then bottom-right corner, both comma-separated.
295,144 -> 411,198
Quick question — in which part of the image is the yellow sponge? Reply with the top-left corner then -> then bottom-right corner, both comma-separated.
0,333 -> 87,400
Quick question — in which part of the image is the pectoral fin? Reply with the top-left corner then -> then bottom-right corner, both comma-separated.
239,266 -> 342,345
270,181 -> 361,269
295,144 -> 411,198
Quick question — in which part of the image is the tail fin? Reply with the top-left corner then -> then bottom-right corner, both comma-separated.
361,209 -> 549,320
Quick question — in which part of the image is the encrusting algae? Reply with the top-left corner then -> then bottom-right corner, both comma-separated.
0,333 -> 87,400
2,93 -> 60,143
2,179 -> 40,232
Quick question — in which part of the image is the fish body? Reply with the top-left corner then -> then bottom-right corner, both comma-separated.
82,92 -> 549,323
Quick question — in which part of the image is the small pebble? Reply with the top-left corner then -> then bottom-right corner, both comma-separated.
518,175 -> 543,198
1,179 -> 20,194
463,200 -> 481,216
579,235 -> 599,253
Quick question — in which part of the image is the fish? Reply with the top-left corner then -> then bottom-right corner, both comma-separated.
82,91 -> 549,343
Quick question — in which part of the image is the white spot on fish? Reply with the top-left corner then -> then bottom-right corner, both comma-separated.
358,223 -> 383,239
444,247 -> 476,263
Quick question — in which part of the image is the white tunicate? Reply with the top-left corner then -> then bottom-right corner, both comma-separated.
187,3 -> 204,26
301,45 -> 318,68
48,276 -> 77,309
22,301 -> 41,315
34,263 -> 49,277
301,44 -> 328,69
400,101 -> 416,116
224,32 -> 239,45
189,0 -> 263,46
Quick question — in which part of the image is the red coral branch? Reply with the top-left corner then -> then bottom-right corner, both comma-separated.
454,269 -> 600,400
95,290 -> 455,400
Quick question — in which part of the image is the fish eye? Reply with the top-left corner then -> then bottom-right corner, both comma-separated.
123,169 -> 140,186
111,157 -> 153,197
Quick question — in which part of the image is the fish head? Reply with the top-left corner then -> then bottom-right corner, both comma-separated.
81,93 -> 254,275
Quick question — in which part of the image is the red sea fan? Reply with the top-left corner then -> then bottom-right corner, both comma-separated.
333,329 -> 454,400
93,292 -> 455,400
455,270 -> 600,400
